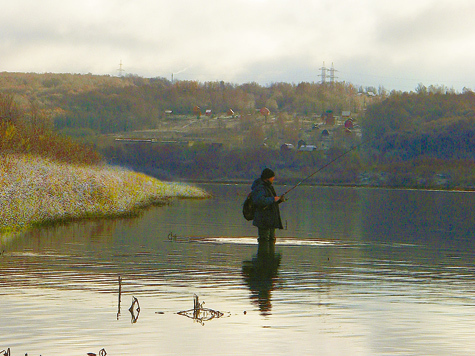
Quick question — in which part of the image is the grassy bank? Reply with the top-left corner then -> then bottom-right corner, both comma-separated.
0,154 -> 209,241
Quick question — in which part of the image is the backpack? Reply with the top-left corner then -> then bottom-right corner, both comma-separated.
242,192 -> 255,221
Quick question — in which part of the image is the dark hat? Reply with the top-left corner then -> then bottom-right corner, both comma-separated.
261,168 -> 275,180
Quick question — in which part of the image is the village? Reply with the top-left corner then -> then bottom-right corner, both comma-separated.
113,107 -> 362,153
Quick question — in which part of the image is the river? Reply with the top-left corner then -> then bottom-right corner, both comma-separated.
1,184 -> 475,356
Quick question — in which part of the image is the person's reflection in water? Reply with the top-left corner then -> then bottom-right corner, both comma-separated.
242,238 -> 281,316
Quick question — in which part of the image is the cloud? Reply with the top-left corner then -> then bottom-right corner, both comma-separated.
1,0 -> 475,91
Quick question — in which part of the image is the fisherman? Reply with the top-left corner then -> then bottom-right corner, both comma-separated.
251,168 -> 285,253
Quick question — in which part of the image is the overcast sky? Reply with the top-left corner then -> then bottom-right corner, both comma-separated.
1,0 -> 475,92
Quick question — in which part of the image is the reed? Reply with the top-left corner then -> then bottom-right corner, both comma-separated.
0,154 -> 209,240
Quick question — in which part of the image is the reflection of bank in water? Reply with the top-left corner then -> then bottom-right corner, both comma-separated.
242,240 -> 282,316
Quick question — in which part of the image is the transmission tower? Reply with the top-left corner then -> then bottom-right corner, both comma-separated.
329,62 -> 338,84
117,60 -> 125,77
319,61 -> 327,84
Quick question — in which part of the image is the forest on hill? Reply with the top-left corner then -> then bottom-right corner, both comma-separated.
364,90 -> 475,160
0,72 -> 372,136
2,72 -> 475,189
361,90 -> 475,188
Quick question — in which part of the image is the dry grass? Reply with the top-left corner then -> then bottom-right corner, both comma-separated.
0,154 -> 209,240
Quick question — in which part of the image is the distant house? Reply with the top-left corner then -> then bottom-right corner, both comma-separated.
260,107 -> 270,116
319,129 -> 333,150
193,106 -> 201,116
322,110 -> 335,125
280,143 -> 295,151
342,111 -> 351,119
299,145 -> 317,151
205,109 -> 212,116
344,119 -> 354,129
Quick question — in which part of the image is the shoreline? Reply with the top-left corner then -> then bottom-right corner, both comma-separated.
0,154 -> 209,243
181,178 -> 475,193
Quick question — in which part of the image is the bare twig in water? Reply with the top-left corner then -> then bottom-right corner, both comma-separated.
117,275 -> 122,320
129,296 -> 140,323
167,232 -> 192,243
167,232 -> 177,240
177,294 -> 224,325
1,348 -> 10,356
129,296 -> 140,313
87,348 -> 106,356
193,293 -> 202,311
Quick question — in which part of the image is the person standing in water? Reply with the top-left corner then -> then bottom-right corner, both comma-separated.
251,168 -> 285,253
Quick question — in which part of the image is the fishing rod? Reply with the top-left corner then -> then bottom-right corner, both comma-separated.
281,138 -> 369,197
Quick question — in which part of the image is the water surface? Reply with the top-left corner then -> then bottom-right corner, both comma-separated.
1,184 -> 475,356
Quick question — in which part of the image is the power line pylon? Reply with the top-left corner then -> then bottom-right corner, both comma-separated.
329,62 -> 338,84
319,61 -> 327,84
117,60 -> 125,77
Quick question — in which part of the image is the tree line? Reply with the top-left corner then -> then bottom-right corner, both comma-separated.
362,90 -> 475,160
360,90 -> 475,188
54,79 -> 370,135
3,72 -> 475,188
0,72 -> 371,135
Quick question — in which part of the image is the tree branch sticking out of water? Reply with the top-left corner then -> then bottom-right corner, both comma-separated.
177,294 -> 224,325
117,276 -> 122,320
87,348 -> 107,356
129,296 -> 140,324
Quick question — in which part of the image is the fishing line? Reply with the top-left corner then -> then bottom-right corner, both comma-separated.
281,138 -> 370,197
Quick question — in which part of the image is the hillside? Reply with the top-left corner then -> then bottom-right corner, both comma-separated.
0,72 -> 373,137
360,90 -> 475,188
2,72 -> 475,189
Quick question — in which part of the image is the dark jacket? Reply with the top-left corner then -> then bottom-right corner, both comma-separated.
251,178 -> 283,229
